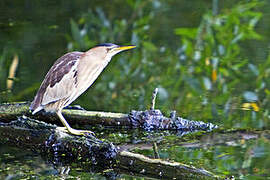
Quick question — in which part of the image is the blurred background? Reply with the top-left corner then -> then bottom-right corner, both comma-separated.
1,0 -> 270,129
1,0 -> 270,178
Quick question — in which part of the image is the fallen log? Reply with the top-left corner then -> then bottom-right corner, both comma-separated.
0,96 -> 221,179
0,116 -> 221,179
0,116 -> 117,170
0,102 -> 217,131
118,151 -> 220,179
0,102 -> 129,126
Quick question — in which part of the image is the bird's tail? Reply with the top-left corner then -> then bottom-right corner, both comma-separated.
30,96 -> 43,114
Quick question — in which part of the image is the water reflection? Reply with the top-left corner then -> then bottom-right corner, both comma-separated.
133,130 -> 270,178
0,144 -> 57,178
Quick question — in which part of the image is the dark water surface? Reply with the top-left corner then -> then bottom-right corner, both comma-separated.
1,0 -> 270,179
1,129 -> 270,179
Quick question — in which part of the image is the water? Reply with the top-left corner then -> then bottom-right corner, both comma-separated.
1,129 -> 270,179
1,0 -> 270,179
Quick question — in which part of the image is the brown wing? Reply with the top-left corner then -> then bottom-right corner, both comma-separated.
30,51 -> 84,113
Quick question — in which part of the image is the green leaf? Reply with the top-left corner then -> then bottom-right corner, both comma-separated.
70,19 -> 85,50
142,41 -> 157,52
174,28 -> 198,39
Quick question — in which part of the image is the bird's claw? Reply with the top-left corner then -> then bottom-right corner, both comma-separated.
56,127 -> 95,137
79,130 -> 96,137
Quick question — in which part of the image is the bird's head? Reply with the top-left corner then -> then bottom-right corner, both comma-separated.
88,43 -> 136,62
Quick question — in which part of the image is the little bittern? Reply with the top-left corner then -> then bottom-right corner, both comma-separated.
30,43 -> 136,136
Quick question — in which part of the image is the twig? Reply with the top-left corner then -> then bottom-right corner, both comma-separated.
7,54 -> 19,90
153,142 -> 160,159
150,88 -> 158,110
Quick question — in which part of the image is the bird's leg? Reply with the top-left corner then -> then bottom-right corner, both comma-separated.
56,110 -> 95,136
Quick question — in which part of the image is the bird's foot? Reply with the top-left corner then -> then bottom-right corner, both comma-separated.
56,127 -> 95,136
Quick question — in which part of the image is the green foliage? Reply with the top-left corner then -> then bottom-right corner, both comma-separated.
67,1 -> 161,112
0,50 -> 8,91
171,0 -> 266,126
66,0 -> 269,129
0,48 -> 16,102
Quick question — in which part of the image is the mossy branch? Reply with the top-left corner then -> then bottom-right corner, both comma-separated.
0,102 -> 217,131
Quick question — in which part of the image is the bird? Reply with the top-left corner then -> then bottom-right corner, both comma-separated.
30,43 -> 136,136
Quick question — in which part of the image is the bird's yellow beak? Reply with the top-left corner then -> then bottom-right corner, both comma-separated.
115,45 -> 136,51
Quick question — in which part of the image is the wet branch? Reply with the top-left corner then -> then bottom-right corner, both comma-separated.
0,116 -> 220,179
0,116 -> 117,169
118,151 -> 219,179
0,102 -> 217,131
0,102 -> 130,127
0,89 -> 220,179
